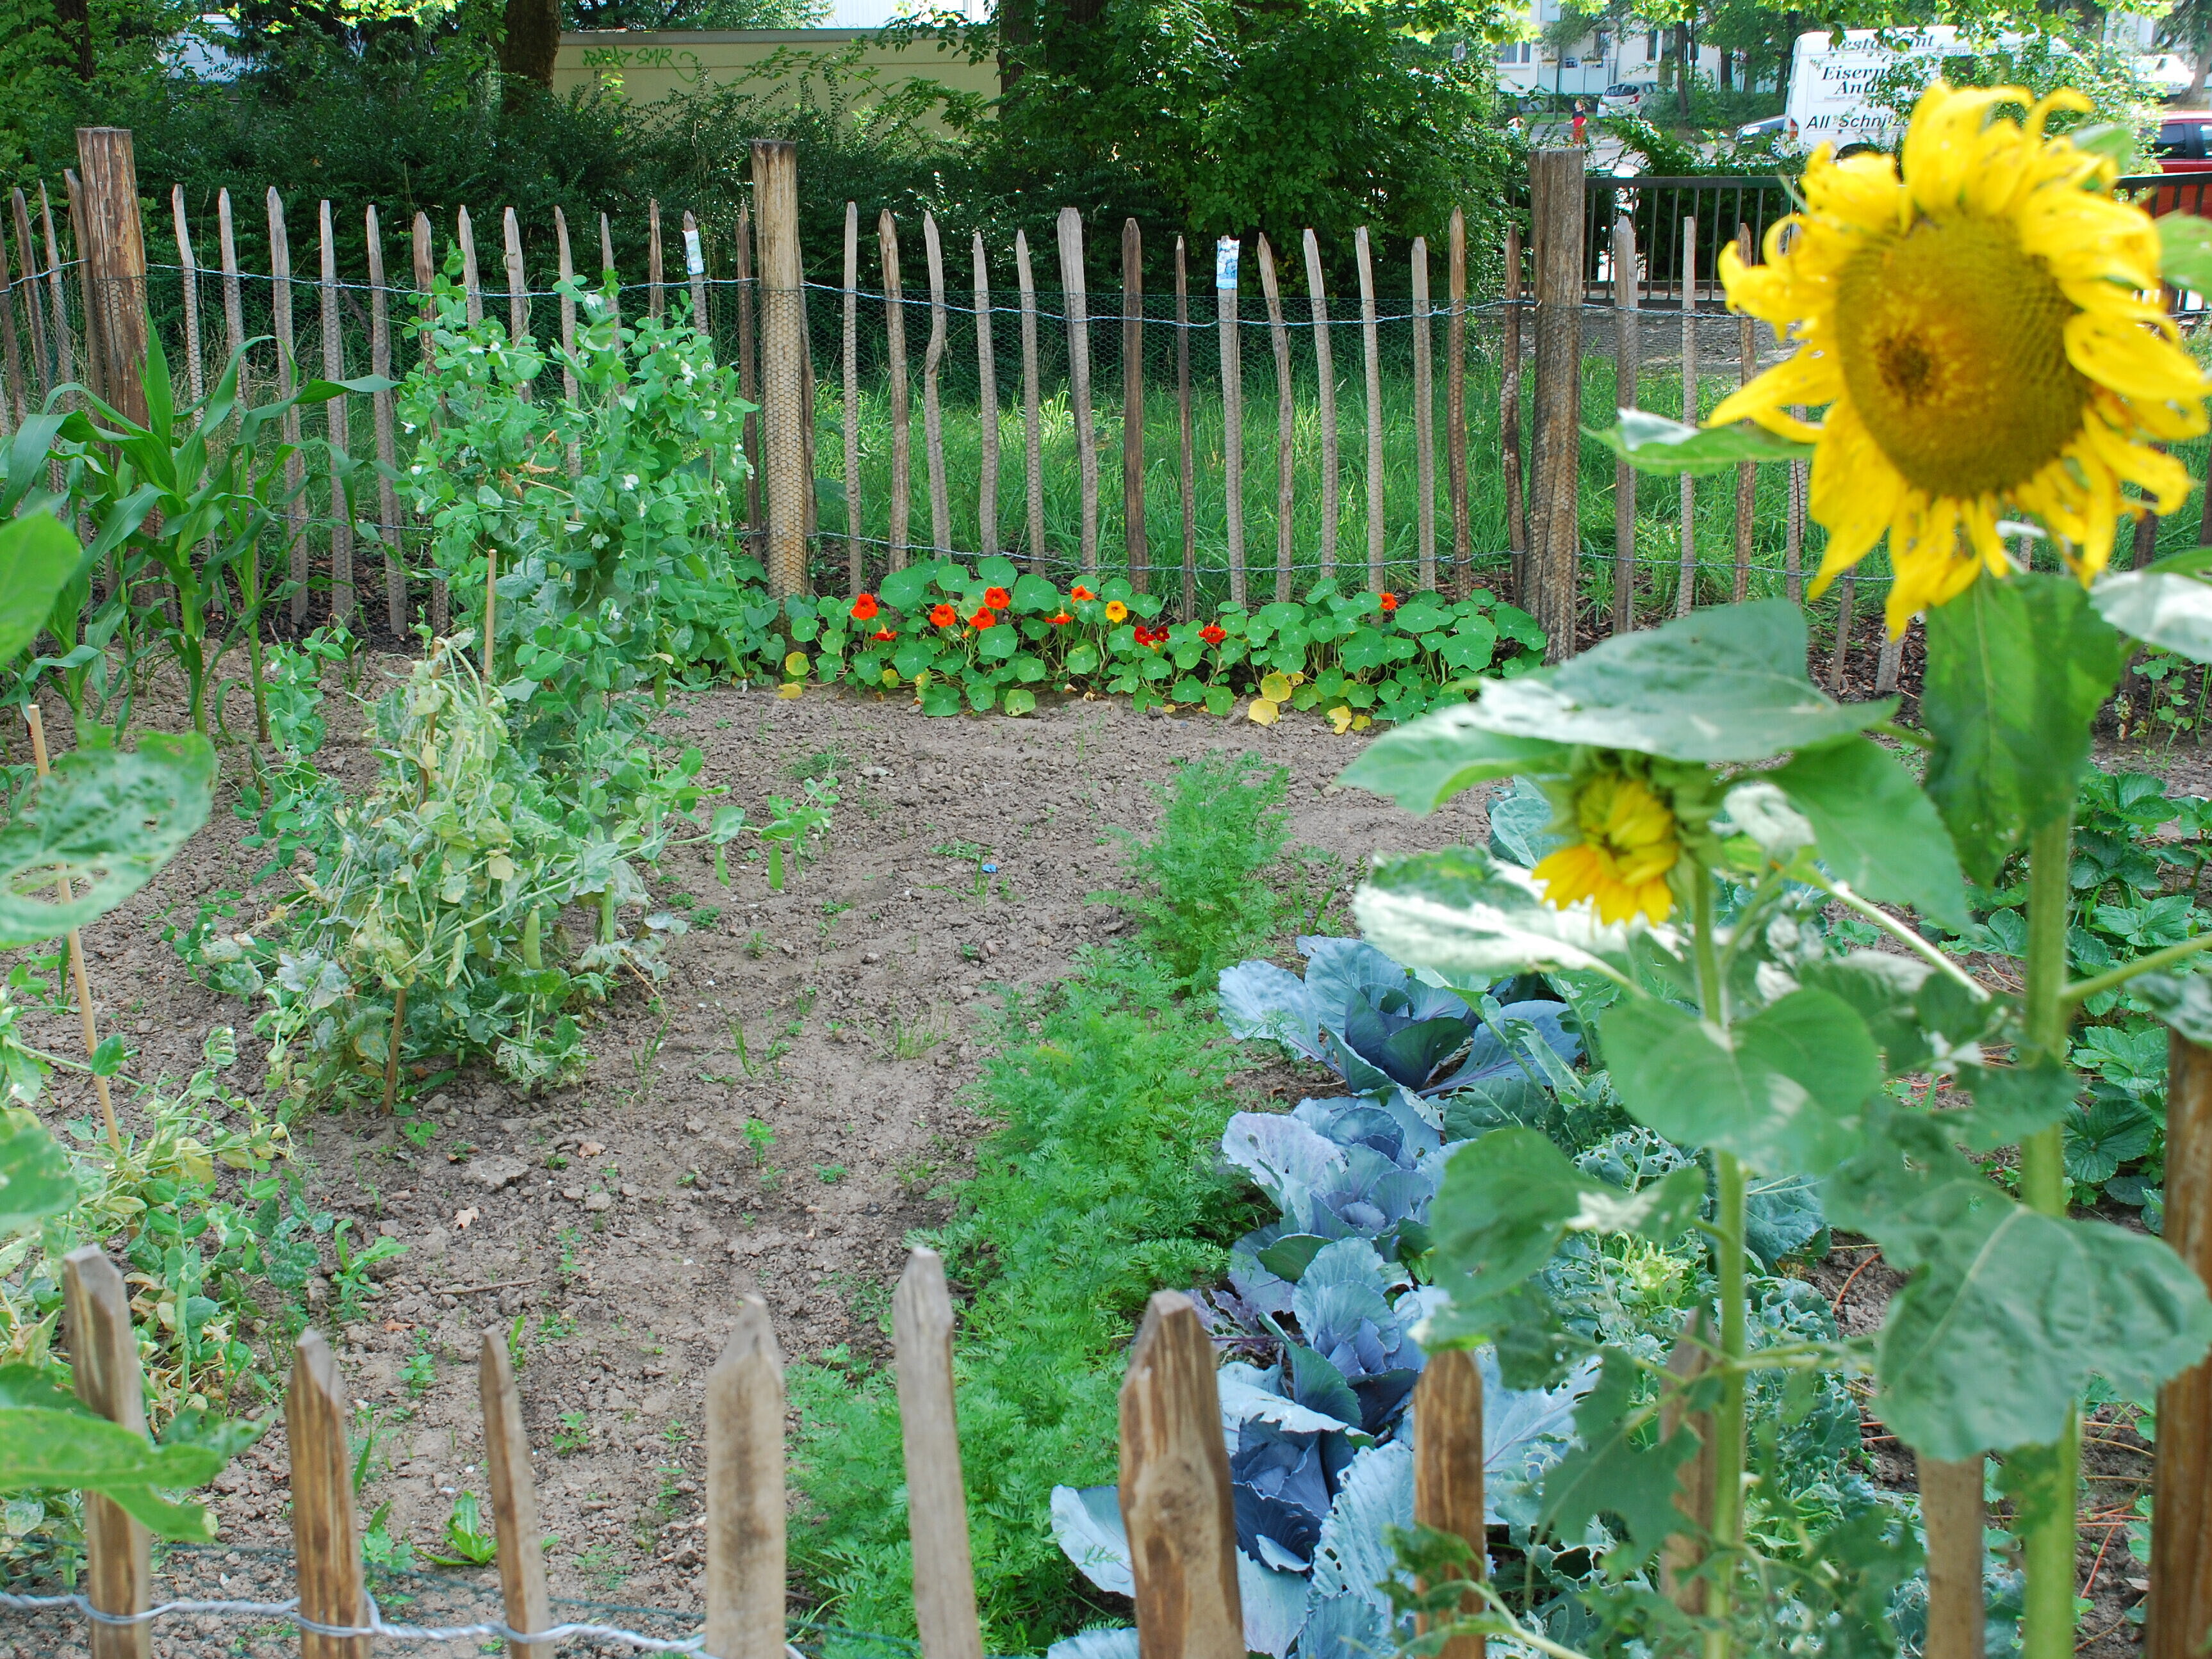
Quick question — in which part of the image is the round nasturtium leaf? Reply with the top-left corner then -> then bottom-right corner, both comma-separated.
1248,698 -> 1281,726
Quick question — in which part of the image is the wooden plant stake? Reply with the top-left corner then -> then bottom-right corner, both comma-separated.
1258,233 -> 1294,602
554,207 -> 579,405
1218,235 -> 1247,605
318,200 -> 353,625
880,212 -> 912,571
1921,1456 -> 1987,1659
367,206 -> 406,634
1446,207 -> 1470,594
1355,225 -> 1385,594
62,1248 -> 150,1659
1612,213 -> 1640,635
1059,208 -> 1099,577
171,186 -> 204,405
706,1296 -> 786,1659
1528,150 -> 1585,660
735,203 -> 760,527
2149,1026 -> 2212,1659
894,1249 -> 986,1659
1676,216 -> 1698,618
842,203 -> 863,591
13,190 -> 53,396
480,1329 -> 552,1657
1659,1312 -> 1716,1615
412,212 -> 447,635
1175,236 -> 1196,619
268,190 -> 307,625
40,183 -> 74,389
1303,229 -> 1339,587
290,1332 -> 370,1658
1016,229 -> 1045,570
922,212 -> 952,559
1501,223 -> 1526,597
26,705 -> 117,1150
1830,568 -> 1858,692
1121,217 -> 1146,592
1118,1292 -> 1244,1659
217,190 -> 245,400
1412,234 -> 1437,593
1413,1348 -> 1484,1659
0,215 -> 24,434
974,231 -> 1001,559
457,206 -> 484,325
684,209 -> 707,331
503,207 -> 527,348
648,198 -> 665,318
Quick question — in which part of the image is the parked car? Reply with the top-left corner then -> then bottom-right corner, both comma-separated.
1600,81 -> 1655,113
2151,115 -> 2212,216
1735,113 -> 1797,145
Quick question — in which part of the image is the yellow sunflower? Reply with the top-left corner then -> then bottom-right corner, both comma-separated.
1532,773 -> 1681,926
1711,81 -> 2207,635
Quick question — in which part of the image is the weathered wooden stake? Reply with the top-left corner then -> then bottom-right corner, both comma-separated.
922,211 -> 952,559
648,197 -> 665,318
1501,224 -> 1526,599
1529,151 -> 1585,659
367,206 -> 406,634
1175,236 -> 1197,619
318,199 -> 353,625
289,1332 -> 369,1659
0,217 -> 25,432
1218,235 -> 1246,606
217,190 -> 245,401
1446,208 -> 1470,595
1355,226 -> 1385,594
1921,1455 -> 1987,1659
171,186 -> 203,405
1731,224 -> 1755,607
894,1249 -> 987,1659
457,206 -> 484,325
705,1296 -> 786,1659
1613,213 -> 1641,635
74,129 -> 149,424
1303,229 -> 1339,587
1412,235 -> 1436,593
2150,1027 -> 2212,1659
61,1248 -> 150,1659
975,231 -> 1001,560
684,209 -> 707,331
1058,208 -> 1099,577
735,202 -> 760,527
751,141 -> 808,599
1659,1314 -> 1716,1615
1118,1292 -> 1245,1659
502,207 -> 528,348
1121,217 -> 1146,592
1016,229 -> 1045,571
881,211 -> 912,571
12,191 -> 53,395
1258,233 -> 1294,603
1413,1347 -> 1485,1659
268,189 -> 308,625
479,1330 -> 552,1658
38,184 -> 74,389
413,211 -> 447,635
554,207 -> 579,408
600,213 -> 621,326
843,202 -> 863,591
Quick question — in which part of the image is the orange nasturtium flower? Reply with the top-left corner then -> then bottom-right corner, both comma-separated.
1071,585 -> 1097,601
1104,600 -> 1130,624
872,628 -> 897,641
984,586 -> 1013,610
970,607 -> 997,629
930,603 -> 958,628
1048,610 -> 1074,626
1378,592 -> 1399,612
1200,624 -> 1227,645
851,592 -> 880,621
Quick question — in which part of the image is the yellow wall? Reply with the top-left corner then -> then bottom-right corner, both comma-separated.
552,29 -> 999,118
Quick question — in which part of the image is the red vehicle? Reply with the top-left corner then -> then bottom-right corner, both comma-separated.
2147,116 -> 2212,217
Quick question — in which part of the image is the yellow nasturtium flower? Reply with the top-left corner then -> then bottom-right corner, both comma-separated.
1532,772 -> 1682,926
1712,81 -> 2207,635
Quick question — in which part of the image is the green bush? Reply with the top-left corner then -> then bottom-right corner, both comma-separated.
1114,750 -> 1291,992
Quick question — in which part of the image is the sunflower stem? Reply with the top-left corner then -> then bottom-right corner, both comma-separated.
1692,864 -> 1746,1659
2019,814 -> 2079,1659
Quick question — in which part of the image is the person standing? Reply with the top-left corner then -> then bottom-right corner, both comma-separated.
1571,99 -> 1589,144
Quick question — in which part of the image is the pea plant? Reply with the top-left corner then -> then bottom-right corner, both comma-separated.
1345,575 -> 2212,1659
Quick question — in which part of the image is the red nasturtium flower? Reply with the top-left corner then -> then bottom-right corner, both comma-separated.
1047,610 -> 1074,625
851,592 -> 880,621
930,603 -> 958,628
969,607 -> 997,629
1071,585 -> 1096,601
1200,624 -> 1227,646
1104,600 -> 1130,624
1379,592 -> 1399,612
983,586 -> 1012,610
872,628 -> 897,641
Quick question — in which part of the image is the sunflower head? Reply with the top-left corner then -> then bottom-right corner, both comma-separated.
1711,80 -> 2206,635
1531,767 -> 1684,926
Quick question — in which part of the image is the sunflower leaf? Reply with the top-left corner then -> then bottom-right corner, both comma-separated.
1585,411 -> 1815,476
0,512 -> 83,666
1354,846 -> 1662,978
2090,569 -> 2212,665
1337,707 -> 1569,812
1922,573 -> 2130,885
1767,735 -> 1969,929
2158,213 -> 2212,298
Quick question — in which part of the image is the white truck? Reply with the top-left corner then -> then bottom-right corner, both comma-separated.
1780,26 -> 1970,151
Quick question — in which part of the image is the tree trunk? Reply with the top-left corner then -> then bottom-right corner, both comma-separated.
500,0 -> 561,106
54,0 -> 94,79
1676,24 -> 1692,116
1719,50 -> 1732,89
1778,13 -> 1798,101
2192,40 -> 2211,102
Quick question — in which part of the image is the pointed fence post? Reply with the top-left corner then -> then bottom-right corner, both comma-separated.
894,1249 -> 985,1659
74,128 -> 149,426
1121,217 -> 1146,592
1058,208 -> 1099,578
1118,1292 -> 1243,1659
480,1330 -> 552,1658
751,140 -> 808,599
842,202 -> 864,591
289,1332 -> 369,1659
2150,1027 -> 2212,1659
61,1248 -> 151,1659
1528,149 -> 1585,658
1413,1348 -> 1484,1659
1612,213 -> 1640,635
707,1296 -> 787,1659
